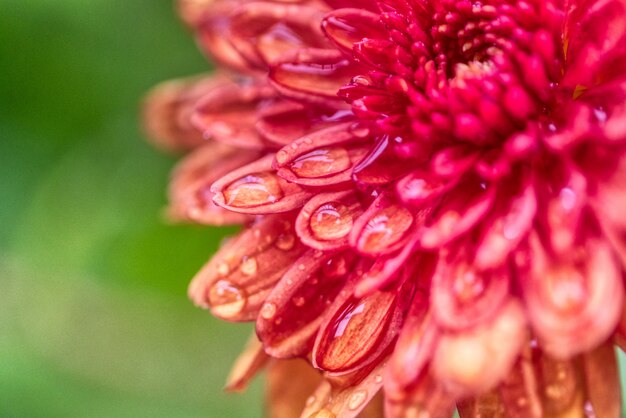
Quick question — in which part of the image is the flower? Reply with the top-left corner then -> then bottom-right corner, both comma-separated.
144,0 -> 626,416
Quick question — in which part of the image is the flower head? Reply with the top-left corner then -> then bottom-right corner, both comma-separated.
145,0 -> 626,416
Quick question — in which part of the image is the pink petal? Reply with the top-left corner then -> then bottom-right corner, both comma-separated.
296,190 -> 363,251
321,9 -> 385,54
274,122 -> 370,186
521,233 -> 624,358
168,142 -> 259,225
188,215 -> 306,320
349,193 -> 416,256
191,79 -> 275,150
395,169 -> 458,208
224,333 -> 269,392
211,154 -> 314,214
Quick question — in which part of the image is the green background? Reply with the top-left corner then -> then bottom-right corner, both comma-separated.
0,0 -> 261,416
1,1 -> 625,417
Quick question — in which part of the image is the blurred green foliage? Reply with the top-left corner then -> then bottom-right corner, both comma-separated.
0,0 -> 261,416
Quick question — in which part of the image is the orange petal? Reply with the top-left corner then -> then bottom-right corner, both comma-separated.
581,340 -> 622,418
498,345 -> 543,418
303,361 -> 386,418
457,390 -> 507,418
266,358 -> 323,418
188,214 -> 306,321
534,352 -> 585,418
225,333 -> 269,392
384,370 -> 456,418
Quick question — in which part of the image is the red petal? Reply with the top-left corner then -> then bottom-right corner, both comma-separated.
256,251 -> 355,357
269,48 -> 360,106
521,233 -> 624,358
395,169 -> 458,208
188,215 -> 306,320
432,299 -> 528,397
211,154 -> 314,214
322,0 -> 379,11
431,250 -> 511,331
349,193 -> 416,256
296,190 -> 363,251
168,142 -> 259,225
191,79 -> 275,150
313,266 -> 412,375
419,180 -> 496,249
321,9 -> 385,54
352,136 -> 416,186
274,123 -> 370,187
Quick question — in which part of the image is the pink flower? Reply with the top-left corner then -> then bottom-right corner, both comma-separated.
144,0 -> 626,416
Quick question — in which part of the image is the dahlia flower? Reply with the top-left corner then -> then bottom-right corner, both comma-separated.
144,0 -> 626,416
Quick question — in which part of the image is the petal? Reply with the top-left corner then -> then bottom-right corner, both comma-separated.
498,346 -> 543,418
432,299 -> 528,396
303,362 -> 386,418
582,340 -> 622,418
256,100 -> 355,147
474,177 -> 536,270
395,169 -> 458,208
419,179 -> 496,249
386,287 -> 439,394
266,358 -> 323,418
256,251 -> 355,357
457,390 -> 507,418
211,154 -> 314,214
321,9 -> 386,54
349,193 -> 417,256
188,214 -> 306,320
225,333 -> 269,392
274,122 -> 370,187
269,48 -> 360,106
142,75 -> 221,152
191,79 -> 275,150
535,351 -> 586,416
521,233 -> 624,358
168,142 -> 259,225
228,2 -> 329,68
321,0 -> 379,11
296,190 -> 364,251
431,250 -> 511,331
312,265 -> 412,375
384,370 -> 456,418
352,136 -> 416,186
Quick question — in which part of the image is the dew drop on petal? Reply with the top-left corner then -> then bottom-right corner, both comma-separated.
240,257 -> 258,276
306,396 -> 316,407
290,147 -> 351,178
374,374 -> 383,383
310,202 -> 353,240
260,302 -> 277,319
323,255 -> 348,278
292,296 -> 306,307
208,280 -> 247,319
358,206 -> 413,252
275,233 -> 296,251
223,172 -> 284,208
217,262 -> 230,277
348,389 -> 368,410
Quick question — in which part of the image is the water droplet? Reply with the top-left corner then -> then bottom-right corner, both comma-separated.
310,202 -> 353,241
311,409 -> 336,418
358,206 -> 413,253
305,396 -> 316,407
275,150 -> 290,165
240,257 -> 258,276
260,302 -> 277,319
290,147 -> 351,178
348,389 -> 368,410
217,262 -> 230,277
208,280 -> 247,319
298,264 -> 306,271
374,374 -> 383,383
223,172 -> 284,208
275,233 -> 296,251
292,296 -> 306,307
